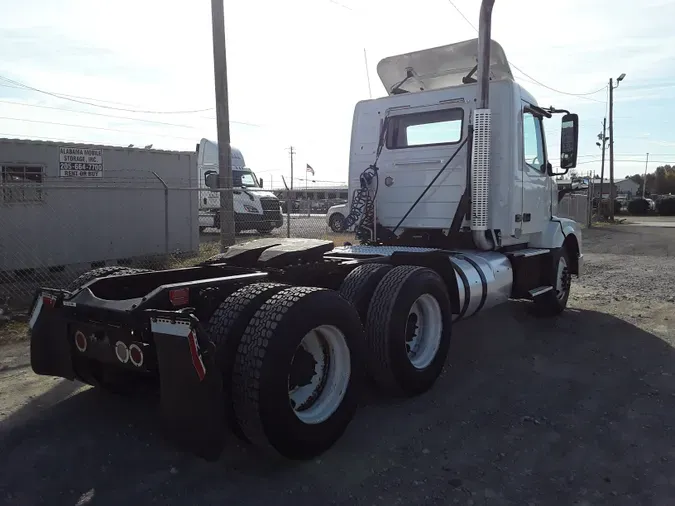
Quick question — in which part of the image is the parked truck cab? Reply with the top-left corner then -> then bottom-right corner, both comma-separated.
197,138 -> 283,234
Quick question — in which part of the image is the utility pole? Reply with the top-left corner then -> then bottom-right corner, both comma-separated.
608,78 -> 615,221
287,146 -> 295,237
211,0 -> 235,249
607,72 -> 626,221
643,152 -> 649,198
598,117 -> 607,205
288,146 -> 295,190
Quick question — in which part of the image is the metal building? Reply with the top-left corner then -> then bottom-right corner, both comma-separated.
0,138 -> 199,273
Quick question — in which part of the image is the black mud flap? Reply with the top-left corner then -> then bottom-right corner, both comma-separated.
149,310 -> 226,461
29,291 -> 76,380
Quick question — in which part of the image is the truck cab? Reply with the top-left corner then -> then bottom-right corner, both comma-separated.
197,138 -> 283,234
346,38 -> 581,255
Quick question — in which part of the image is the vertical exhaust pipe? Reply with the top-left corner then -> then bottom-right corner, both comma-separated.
476,0 -> 495,110
471,0 -> 496,251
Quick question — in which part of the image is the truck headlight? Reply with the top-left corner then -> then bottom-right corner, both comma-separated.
243,205 -> 259,213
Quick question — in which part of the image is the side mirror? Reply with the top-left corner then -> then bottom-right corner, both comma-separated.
560,113 -> 579,169
259,177 -> 263,188
205,172 -> 219,189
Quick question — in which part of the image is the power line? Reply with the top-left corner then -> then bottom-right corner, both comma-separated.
0,74 -> 214,114
445,0 -> 608,101
327,0 -> 353,10
0,115 -> 197,141
0,131 -> 122,144
0,99 -> 260,128
0,82 -> 151,108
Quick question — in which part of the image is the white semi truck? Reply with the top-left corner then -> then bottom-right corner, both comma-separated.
196,138 -> 283,234
29,0 -> 583,462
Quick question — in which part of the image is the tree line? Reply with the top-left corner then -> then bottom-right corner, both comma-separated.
627,165 -> 675,196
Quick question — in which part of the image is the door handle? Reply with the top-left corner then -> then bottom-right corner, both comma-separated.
393,159 -> 443,166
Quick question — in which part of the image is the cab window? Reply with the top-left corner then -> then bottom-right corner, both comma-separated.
523,111 -> 546,172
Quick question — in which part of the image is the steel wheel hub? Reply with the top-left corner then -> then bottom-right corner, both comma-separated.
288,325 -> 351,425
556,256 -> 571,300
405,293 -> 443,370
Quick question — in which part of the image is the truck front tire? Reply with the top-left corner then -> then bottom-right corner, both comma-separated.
365,265 -> 452,397
533,248 -> 571,317
232,287 -> 364,460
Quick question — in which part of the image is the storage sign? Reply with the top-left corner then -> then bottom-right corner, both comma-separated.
59,147 -> 104,177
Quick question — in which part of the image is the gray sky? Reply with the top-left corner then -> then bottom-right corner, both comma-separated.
1,0 -> 674,188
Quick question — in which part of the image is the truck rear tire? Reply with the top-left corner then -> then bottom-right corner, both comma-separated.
365,265 -> 452,397
533,248 -> 571,317
339,264 -> 392,323
207,282 -> 289,441
232,287 -> 364,460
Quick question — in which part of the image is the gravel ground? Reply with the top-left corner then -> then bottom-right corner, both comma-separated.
1,219 -> 675,506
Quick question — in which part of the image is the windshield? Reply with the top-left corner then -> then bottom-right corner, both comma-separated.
233,169 -> 260,188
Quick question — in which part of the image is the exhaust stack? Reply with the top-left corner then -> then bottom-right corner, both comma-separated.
471,0 -> 496,251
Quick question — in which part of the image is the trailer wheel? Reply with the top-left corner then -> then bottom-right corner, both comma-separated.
339,264 -> 392,323
366,265 -> 452,396
533,248 -> 571,317
68,266 -> 153,292
232,287 -> 363,460
207,282 -> 289,441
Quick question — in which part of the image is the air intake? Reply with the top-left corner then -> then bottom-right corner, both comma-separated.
470,109 -> 491,232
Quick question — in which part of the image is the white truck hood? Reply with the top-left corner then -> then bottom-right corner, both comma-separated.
238,189 -> 277,199
377,38 -> 513,95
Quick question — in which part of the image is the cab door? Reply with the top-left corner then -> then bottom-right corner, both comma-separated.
520,105 -> 552,235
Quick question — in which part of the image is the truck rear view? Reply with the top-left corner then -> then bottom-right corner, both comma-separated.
28,0 -> 583,462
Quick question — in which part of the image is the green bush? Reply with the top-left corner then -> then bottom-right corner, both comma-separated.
627,198 -> 650,216
657,197 -> 675,216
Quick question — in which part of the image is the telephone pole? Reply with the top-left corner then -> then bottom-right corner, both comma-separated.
643,152 -> 649,198
608,78 -> 615,220
597,117 -> 608,205
288,146 -> 295,190
608,72 -> 626,221
287,146 -> 295,237
211,0 -> 235,249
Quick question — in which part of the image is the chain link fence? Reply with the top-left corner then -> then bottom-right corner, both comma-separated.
556,178 -> 597,227
0,183 -> 348,310
1,178 -> 601,311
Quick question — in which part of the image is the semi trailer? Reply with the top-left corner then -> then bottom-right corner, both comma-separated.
28,0 -> 582,462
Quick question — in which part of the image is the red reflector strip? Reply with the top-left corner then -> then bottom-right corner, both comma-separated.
169,288 -> 190,307
187,331 -> 206,381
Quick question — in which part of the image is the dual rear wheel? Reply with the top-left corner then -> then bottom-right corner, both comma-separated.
209,264 -> 453,459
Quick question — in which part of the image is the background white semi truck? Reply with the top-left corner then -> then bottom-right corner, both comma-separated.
29,0 -> 584,462
196,138 -> 283,234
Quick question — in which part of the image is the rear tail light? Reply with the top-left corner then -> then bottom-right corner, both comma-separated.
129,344 -> 144,367
169,288 -> 189,307
42,294 -> 56,307
74,331 -> 88,352
115,341 -> 129,363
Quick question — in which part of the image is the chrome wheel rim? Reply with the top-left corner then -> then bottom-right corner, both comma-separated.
288,325 -> 351,425
405,294 -> 443,370
555,255 -> 570,300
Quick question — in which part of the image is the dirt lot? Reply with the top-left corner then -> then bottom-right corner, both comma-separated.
1,220 -> 675,506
